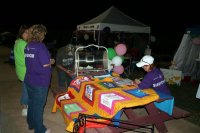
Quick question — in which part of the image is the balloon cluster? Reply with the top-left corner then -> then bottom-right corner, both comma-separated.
107,43 -> 127,74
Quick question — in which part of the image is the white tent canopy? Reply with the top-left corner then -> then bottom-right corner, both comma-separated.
173,26 -> 200,79
77,6 -> 150,33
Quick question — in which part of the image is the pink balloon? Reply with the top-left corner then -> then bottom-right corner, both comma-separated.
115,43 -> 127,56
113,65 -> 124,74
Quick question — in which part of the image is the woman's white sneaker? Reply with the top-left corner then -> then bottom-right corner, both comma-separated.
21,108 -> 27,117
45,128 -> 51,133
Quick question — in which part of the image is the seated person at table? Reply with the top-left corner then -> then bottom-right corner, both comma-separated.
133,55 -> 171,95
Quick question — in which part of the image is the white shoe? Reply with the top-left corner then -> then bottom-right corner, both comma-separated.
45,128 -> 51,133
21,108 -> 27,117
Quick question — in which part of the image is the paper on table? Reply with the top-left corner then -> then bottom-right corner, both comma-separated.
58,94 -> 71,102
125,88 -> 149,98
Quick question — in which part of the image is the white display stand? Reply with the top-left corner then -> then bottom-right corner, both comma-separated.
75,44 -> 109,77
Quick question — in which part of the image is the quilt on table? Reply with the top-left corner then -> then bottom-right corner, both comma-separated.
52,76 -> 159,132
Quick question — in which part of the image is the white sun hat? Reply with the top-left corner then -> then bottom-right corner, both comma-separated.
136,55 -> 154,67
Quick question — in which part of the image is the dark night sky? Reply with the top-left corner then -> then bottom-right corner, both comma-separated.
1,0 -> 200,54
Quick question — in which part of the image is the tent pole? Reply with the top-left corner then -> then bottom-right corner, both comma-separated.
93,30 -> 96,42
98,30 -> 100,45
76,30 -> 78,44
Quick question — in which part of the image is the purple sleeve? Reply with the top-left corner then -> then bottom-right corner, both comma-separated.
138,73 -> 153,89
38,44 -> 50,66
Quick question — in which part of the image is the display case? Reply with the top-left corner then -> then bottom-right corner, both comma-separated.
75,44 -> 109,76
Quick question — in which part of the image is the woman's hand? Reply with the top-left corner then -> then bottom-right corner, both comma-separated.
50,59 -> 55,65
134,78 -> 142,85
43,59 -> 55,67
132,78 -> 141,87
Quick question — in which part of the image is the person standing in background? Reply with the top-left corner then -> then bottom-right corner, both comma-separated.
56,44 -> 75,89
14,25 -> 30,117
24,24 -> 54,133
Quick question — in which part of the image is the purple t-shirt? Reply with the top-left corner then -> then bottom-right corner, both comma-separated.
24,41 -> 51,88
138,67 -> 171,95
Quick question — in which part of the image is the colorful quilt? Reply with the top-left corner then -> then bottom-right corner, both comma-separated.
52,76 -> 159,132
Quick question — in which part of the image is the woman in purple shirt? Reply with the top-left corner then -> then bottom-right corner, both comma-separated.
24,24 -> 54,133
133,55 -> 171,95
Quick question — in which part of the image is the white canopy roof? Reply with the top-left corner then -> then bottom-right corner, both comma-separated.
77,6 -> 150,33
